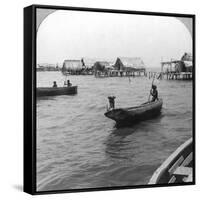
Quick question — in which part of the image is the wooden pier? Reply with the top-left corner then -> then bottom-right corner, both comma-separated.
165,72 -> 192,80
95,69 -> 146,78
163,72 -> 192,80
148,71 -> 192,81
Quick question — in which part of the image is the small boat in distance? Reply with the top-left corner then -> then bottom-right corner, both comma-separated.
149,138 -> 193,184
104,99 -> 163,126
37,86 -> 77,97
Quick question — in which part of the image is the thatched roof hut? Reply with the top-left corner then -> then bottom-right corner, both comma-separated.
93,61 -> 110,71
181,53 -> 193,72
81,58 -> 96,69
181,52 -> 192,62
62,60 -> 83,71
114,57 -> 145,71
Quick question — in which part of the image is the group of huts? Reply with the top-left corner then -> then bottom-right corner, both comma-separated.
62,57 -> 146,77
37,63 -> 60,72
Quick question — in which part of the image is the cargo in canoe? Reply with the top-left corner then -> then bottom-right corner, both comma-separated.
37,86 -> 77,97
149,138 -> 193,184
104,98 -> 163,125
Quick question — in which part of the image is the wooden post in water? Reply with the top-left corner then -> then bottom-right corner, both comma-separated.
160,58 -> 163,80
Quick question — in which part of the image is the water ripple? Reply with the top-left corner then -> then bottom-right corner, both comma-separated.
36,72 -> 192,191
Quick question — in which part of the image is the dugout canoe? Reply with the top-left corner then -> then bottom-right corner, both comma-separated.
104,98 -> 163,125
37,86 -> 77,97
149,138 -> 193,184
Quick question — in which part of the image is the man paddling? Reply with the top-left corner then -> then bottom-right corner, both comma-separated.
64,80 -> 72,87
150,85 -> 158,102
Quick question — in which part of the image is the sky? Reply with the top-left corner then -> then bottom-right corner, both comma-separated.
37,10 -> 192,68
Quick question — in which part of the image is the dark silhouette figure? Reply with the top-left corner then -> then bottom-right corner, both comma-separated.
150,85 -> 158,102
67,80 -> 72,87
108,96 -> 116,110
53,81 -> 57,88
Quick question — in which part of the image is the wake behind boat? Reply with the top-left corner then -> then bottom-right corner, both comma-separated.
37,86 -> 77,97
104,99 -> 163,125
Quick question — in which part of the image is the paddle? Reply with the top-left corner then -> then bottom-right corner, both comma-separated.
63,76 -> 67,86
148,74 -> 156,102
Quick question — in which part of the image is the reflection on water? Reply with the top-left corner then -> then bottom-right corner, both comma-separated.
36,72 -> 192,191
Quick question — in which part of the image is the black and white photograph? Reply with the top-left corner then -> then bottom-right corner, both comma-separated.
35,6 -> 194,193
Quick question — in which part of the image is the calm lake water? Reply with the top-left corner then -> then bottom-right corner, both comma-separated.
36,71 -> 192,191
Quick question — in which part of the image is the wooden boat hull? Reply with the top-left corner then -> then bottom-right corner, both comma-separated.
37,86 -> 77,97
149,138 -> 193,184
104,99 -> 163,125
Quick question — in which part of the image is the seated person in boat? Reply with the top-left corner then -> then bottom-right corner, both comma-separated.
53,81 -> 57,88
67,80 -> 72,87
150,85 -> 158,102
108,96 -> 116,110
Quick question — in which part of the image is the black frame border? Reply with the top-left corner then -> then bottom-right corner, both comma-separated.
24,4 -> 196,195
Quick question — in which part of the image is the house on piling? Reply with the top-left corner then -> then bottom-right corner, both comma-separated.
81,58 -> 96,68
81,58 -> 97,75
62,59 -> 83,75
161,53 -> 193,80
112,57 -> 146,77
93,61 -> 111,77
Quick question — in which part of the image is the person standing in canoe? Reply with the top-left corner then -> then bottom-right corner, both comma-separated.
108,96 -> 116,110
150,85 -> 158,102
